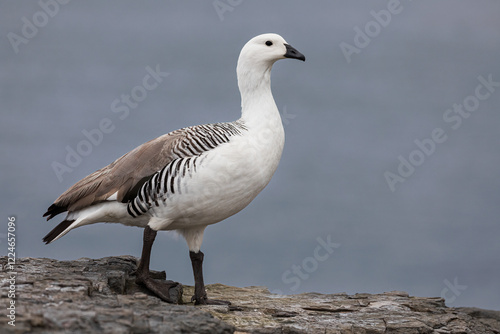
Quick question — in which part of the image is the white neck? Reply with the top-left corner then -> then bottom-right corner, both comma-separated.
232,51 -> 286,189
236,58 -> 281,129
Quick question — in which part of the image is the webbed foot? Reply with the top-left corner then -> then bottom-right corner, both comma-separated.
136,276 -> 182,303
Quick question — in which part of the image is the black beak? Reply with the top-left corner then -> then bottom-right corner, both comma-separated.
284,44 -> 305,61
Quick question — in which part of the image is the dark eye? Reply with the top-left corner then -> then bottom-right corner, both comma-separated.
265,41 -> 273,46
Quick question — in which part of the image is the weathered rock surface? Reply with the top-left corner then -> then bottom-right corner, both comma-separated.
1,255 -> 499,334
0,256 -> 231,334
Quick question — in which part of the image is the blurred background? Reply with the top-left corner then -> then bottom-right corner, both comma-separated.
1,1 -> 499,310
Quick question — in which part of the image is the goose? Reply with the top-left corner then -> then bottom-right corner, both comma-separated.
43,33 -> 305,305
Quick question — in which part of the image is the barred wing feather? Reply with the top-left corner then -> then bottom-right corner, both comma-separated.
43,122 -> 245,220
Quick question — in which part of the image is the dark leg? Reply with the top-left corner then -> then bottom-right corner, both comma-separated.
189,250 -> 230,305
136,226 -> 181,303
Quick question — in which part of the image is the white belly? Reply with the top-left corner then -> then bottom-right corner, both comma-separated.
149,124 -> 284,231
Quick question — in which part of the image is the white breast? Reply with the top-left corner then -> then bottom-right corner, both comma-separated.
149,116 -> 284,231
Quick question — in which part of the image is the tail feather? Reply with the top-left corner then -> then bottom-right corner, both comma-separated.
43,203 -> 68,221
43,202 -> 134,244
43,219 -> 75,244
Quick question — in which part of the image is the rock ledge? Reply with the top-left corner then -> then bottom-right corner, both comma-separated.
1,256 -> 499,334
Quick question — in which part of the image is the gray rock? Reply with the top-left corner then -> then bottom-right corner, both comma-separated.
0,256 -> 232,334
194,286 -> 500,334
1,256 -> 499,334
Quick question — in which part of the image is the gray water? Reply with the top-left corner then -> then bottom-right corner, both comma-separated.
1,1 -> 499,310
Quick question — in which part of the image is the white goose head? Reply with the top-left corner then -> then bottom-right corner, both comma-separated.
237,33 -> 305,106
238,33 -> 305,67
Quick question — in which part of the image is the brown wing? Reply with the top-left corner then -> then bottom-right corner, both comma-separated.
43,132 -> 183,220
43,121 -> 245,220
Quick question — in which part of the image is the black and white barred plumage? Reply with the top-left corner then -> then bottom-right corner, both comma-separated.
126,121 -> 246,218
